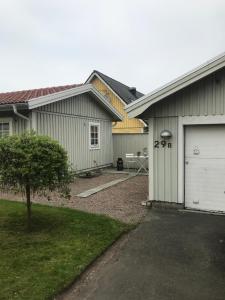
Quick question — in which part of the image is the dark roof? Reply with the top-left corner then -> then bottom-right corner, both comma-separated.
91,70 -> 144,104
0,84 -> 82,105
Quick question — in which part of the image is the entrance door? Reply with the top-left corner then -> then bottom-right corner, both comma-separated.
185,125 -> 225,212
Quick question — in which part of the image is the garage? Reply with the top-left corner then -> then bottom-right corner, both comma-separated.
126,53 -> 225,211
185,125 -> 225,212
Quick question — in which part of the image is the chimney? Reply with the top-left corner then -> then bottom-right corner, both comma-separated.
129,87 -> 136,96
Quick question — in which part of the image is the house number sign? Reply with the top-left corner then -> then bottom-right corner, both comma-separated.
154,140 -> 172,148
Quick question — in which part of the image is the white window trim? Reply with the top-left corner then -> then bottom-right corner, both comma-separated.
178,115 -> 225,205
0,118 -> 13,136
89,122 -> 100,150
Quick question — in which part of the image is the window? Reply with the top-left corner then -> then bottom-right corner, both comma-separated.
89,122 -> 100,149
0,120 -> 11,138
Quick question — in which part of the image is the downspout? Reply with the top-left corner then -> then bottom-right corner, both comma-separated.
12,104 -> 29,121
12,104 -> 30,132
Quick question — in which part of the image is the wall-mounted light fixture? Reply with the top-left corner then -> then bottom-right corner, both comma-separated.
160,129 -> 172,139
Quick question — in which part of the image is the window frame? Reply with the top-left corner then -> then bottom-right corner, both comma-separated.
89,122 -> 100,150
0,118 -> 13,137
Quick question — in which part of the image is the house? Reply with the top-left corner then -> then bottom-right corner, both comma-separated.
86,70 -> 147,133
0,84 -> 122,172
126,52 -> 225,213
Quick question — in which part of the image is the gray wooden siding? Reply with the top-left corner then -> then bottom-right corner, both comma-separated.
153,117 -> 178,202
145,68 -> 225,203
0,94 -> 114,172
13,118 -> 28,134
112,133 -> 148,168
35,111 -> 113,171
36,93 -> 114,171
144,68 -> 225,118
39,93 -> 112,120
0,111 -> 28,135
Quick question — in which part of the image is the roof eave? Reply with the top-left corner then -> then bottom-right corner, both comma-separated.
27,84 -> 123,121
0,103 -> 28,111
126,52 -> 225,118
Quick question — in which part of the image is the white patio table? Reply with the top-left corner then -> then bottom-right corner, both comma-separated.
125,154 -> 149,174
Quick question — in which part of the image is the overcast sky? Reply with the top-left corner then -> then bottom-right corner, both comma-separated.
1,0 -> 225,94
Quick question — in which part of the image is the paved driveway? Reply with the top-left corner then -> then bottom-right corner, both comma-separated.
61,209 -> 225,300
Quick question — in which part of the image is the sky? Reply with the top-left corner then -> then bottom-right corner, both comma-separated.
0,0 -> 225,94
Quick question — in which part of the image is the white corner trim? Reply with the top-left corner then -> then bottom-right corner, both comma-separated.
178,115 -> 225,204
126,52 -> 225,117
89,121 -> 101,150
178,117 -> 185,204
148,118 -> 154,200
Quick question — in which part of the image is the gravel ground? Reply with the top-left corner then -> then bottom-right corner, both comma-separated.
0,173 -> 148,224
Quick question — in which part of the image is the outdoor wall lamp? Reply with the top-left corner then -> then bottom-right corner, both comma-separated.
160,129 -> 172,139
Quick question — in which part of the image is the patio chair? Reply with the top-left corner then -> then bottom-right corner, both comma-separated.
125,153 -> 137,173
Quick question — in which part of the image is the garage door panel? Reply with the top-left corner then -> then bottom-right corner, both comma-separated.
185,125 -> 225,212
185,125 -> 225,158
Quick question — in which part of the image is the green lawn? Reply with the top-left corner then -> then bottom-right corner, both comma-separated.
0,199 -> 131,300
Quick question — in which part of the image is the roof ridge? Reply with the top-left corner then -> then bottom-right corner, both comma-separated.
94,70 -> 133,89
91,70 -> 144,104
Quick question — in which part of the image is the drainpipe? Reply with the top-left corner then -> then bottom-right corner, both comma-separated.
12,104 -> 29,121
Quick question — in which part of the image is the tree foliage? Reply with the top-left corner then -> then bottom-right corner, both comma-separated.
0,132 -> 74,227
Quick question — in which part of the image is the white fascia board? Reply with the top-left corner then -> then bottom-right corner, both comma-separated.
0,103 -> 28,111
126,52 -> 225,118
28,84 -> 123,121
86,72 -> 128,106
28,84 -> 92,109
90,87 -> 123,121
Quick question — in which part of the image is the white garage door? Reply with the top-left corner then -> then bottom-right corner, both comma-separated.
185,125 -> 225,212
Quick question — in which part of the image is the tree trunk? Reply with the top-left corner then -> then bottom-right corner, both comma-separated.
25,184 -> 31,230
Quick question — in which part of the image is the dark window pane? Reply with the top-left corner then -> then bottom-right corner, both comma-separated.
2,123 -> 9,130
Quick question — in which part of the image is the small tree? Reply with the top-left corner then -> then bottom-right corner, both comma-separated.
0,132 -> 74,228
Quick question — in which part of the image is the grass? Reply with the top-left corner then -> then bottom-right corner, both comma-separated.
0,199 -> 131,300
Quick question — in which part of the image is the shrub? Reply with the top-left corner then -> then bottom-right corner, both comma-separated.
0,132 -> 74,228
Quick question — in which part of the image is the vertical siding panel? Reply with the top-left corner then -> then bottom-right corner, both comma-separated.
148,68 -> 225,204
12,118 -> 28,135
153,117 -> 178,203
40,94 -> 111,120
152,69 -> 225,118
35,93 -> 113,171
112,133 -> 148,169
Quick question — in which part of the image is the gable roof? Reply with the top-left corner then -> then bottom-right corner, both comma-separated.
0,84 -> 81,105
86,70 -> 144,104
126,52 -> 225,118
0,84 -> 123,121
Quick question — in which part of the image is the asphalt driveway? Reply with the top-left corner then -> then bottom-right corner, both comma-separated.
60,209 -> 225,300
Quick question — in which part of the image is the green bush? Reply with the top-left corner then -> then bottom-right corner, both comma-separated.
0,132 -> 74,228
